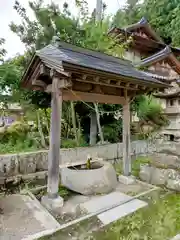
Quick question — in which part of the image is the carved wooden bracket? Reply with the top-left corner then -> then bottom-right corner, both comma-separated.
45,79 -> 72,93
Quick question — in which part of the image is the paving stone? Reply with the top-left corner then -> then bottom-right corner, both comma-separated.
80,191 -> 132,214
98,199 -> 147,225
0,194 -> 60,240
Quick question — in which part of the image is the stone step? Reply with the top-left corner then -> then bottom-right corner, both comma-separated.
79,191 -> 147,226
80,192 -> 132,214
98,198 -> 147,226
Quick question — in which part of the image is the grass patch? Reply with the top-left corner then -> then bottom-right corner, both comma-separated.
39,192 -> 180,240
114,156 -> 150,177
58,185 -> 76,200
92,193 -> 180,240
35,185 -> 75,201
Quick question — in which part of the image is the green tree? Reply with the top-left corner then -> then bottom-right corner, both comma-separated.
8,0 -> 126,143
0,38 -> 6,62
6,0 -> 166,145
113,0 -> 142,27
141,0 -> 180,45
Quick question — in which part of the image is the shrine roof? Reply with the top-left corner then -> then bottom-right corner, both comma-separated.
22,40 -> 167,89
142,71 -> 178,82
108,19 -> 180,56
154,90 -> 180,98
123,17 -> 163,42
137,46 -> 172,67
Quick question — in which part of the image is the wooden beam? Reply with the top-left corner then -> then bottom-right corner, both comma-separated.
62,90 -> 126,105
94,76 -> 100,82
75,78 -> 137,91
31,62 -> 41,85
45,79 -> 72,92
93,84 -> 103,93
141,86 -> 146,90
40,64 -> 46,74
47,77 -> 62,199
50,66 -> 71,78
122,89 -> 131,176
64,62 -> 165,90
82,74 -> 87,80
32,79 -> 47,88
116,81 -> 121,86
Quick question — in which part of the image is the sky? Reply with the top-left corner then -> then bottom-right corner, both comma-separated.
0,0 -> 126,59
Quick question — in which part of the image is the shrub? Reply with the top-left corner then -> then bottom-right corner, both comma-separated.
61,137 -> 88,148
0,121 -> 30,143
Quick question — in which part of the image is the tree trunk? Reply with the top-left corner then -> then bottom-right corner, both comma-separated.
71,101 -> 78,145
37,110 -> 46,148
76,113 -> 82,145
44,108 -> 50,134
90,112 -> 97,145
94,103 -> 104,144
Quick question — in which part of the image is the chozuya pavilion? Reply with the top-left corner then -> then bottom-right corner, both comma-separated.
21,36 -> 167,210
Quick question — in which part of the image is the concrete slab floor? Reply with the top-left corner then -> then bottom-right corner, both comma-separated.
57,194 -> 100,223
48,180 -> 152,224
0,194 -> 60,240
115,179 -> 152,196
40,217 -> 102,240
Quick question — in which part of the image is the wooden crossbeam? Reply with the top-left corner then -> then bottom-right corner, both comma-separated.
62,90 -> 126,105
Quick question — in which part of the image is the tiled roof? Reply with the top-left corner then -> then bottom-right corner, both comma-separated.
124,17 -> 148,32
35,41 -> 167,87
154,90 -> 180,98
143,71 -> 178,81
137,46 -> 172,67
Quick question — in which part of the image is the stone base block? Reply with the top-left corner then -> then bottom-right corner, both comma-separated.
41,195 -> 64,213
118,175 -> 136,185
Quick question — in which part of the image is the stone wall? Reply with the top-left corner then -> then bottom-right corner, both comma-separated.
0,140 -> 156,176
140,164 -> 180,191
139,142 -> 180,192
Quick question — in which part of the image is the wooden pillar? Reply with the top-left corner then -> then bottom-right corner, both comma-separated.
90,112 -> 97,145
122,90 -> 131,176
47,77 -> 62,198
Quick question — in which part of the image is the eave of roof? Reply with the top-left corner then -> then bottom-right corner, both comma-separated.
108,27 -> 180,56
143,71 -> 178,82
21,40 -> 169,89
123,17 -> 163,43
137,46 -> 172,67
154,90 -> 180,98
109,19 -> 180,76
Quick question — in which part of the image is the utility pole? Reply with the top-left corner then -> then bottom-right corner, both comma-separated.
89,0 -> 103,145
96,0 -> 103,22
